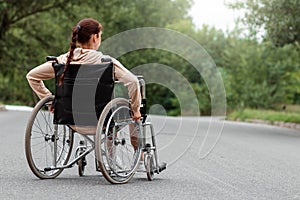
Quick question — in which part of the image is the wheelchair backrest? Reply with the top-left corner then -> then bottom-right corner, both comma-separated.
53,62 -> 114,126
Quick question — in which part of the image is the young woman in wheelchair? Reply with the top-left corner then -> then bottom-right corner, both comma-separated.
25,18 -> 165,183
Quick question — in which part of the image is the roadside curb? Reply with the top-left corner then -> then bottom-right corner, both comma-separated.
0,105 -> 6,111
0,105 -> 33,112
234,118 -> 300,131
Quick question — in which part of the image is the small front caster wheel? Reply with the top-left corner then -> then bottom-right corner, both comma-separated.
78,156 -> 86,177
145,154 -> 154,181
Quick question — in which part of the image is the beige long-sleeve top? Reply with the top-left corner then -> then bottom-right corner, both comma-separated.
26,48 -> 141,134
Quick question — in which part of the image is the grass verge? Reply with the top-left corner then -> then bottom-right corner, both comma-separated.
227,109 -> 300,124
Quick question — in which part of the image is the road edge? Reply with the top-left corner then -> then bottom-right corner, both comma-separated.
227,118 -> 300,131
1,105 -> 299,131
0,105 -> 33,112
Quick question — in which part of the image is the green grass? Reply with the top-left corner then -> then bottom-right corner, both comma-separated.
228,108 -> 300,124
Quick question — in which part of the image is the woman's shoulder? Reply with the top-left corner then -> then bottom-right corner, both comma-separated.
57,48 -> 105,64
56,52 -> 69,64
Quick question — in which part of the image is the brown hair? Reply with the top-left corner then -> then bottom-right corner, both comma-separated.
58,18 -> 102,85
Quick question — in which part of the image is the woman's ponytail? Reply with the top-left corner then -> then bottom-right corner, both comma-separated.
58,25 -> 80,86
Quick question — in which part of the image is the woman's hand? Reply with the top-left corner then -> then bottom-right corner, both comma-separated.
132,110 -> 141,121
48,103 -> 54,113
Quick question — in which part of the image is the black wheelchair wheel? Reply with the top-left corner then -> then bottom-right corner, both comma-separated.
25,96 -> 74,179
95,98 -> 142,184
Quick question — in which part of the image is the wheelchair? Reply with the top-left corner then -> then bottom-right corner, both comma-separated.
25,56 -> 166,184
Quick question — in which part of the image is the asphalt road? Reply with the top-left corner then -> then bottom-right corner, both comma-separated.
1,110 -> 300,200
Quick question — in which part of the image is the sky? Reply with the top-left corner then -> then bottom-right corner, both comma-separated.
189,0 -> 242,31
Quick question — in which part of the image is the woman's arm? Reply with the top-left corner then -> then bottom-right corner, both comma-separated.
113,60 -> 141,120
26,62 -> 55,99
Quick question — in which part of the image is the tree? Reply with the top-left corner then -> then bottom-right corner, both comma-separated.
222,35 -> 300,109
0,0 -> 70,40
229,0 -> 300,46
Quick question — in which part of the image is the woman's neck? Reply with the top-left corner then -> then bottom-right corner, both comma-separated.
80,44 -> 96,50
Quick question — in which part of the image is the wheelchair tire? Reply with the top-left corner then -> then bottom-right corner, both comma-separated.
25,96 -> 74,179
95,98 -> 142,184
145,154 -> 155,181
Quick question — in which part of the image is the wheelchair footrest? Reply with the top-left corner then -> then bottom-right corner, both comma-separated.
154,162 -> 167,174
44,167 -> 52,172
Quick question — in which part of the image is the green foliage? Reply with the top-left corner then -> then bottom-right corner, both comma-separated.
222,36 -> 300,109
228,0 -> 300,46
228,108 -> 300,124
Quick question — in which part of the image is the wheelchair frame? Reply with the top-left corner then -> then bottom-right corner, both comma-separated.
25,57 -> 166,184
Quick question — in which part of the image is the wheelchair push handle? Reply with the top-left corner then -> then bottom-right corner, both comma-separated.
46,56 -> 65,71
46,56 -> 58,63
46,56 -> 113,63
